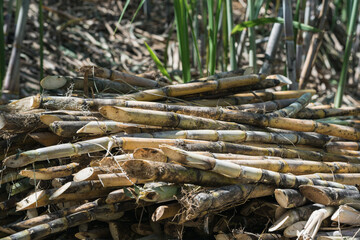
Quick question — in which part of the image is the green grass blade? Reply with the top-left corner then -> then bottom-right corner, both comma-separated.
222,1 -> 229,69
254,0 -> 265,17
144,42 -> 171,81
184,1 -> 202,77
293,0 -> 303,47
207,0 -> 222,75
207,0 -> 215,75
174,0 -> 191,82
334,0 -> 359,108
0,0 -> 5,87
131,0 -> 146,23
114,0 -> 130,35
232,17 -> 320,34
225,0 -> 236,70
163,21 -> 175,70
39,0 -> 44,85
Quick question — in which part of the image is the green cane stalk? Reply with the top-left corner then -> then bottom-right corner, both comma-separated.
334,0 -> 359,108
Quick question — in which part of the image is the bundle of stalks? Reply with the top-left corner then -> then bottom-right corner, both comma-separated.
1,68 -> 360,239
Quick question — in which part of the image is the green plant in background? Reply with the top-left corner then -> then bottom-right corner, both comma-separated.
248,0 -> 257,73
225,0 -> 236,70
113,0 -> 359,105
114,0 -> 146,35
39,0 -> 44,83
206,0 -> 222,75
334,0 -> 359,108
231,17 -> 320,34
144,42 -> 171,81
0,0 -> 5,88
174,0 -> 191,82
185,0 -> 202,77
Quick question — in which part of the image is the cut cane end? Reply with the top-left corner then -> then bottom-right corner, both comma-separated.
40,76 -> 67,90
267,74 -> 292,86
3,154 -> 23,168
159,145 -> 185,163
49,182 -> 71,200
40,115 -> 62,126
123,159 -> 156,180
269,215 -> 290,232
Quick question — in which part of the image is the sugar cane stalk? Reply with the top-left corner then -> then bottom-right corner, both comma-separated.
99,106 -> 256,131
77,121 -> 167,136
2,204 -> 125,240
2,137 -> 209,168
98,173 -> 150,187
9,200 -> 101,231
226,159 -> 360,174
8,89 -> 315,112
325,141 -> 360,151
331,204 -> 360,225
4,135 -> 358,169
300,185 -> 360,206
0,113 -> 46,133
295,107 -> 360,119
73,167 -> 112,182
165,89 -> 316,107
97,100 -> 360,141
49,121 -> 91,137
106,188 -> 132,204
228,98 -> 297,113
134,148 -> 292,162
118,74 -> 276,101
267,92 -> 312,117
19,163 -> 80,180
28,132 -> 64,146
301,173 -> 360,185
284,221 -> 307,238
40,75 -> 141,93
39,114 -> 100,126
151,203 -> 181,222
79,65 -> 163,88
121,160 -> 251,187
178,184 -> 274,223
160,145 -> 358,190
269,204 -> 323,232
274,189 -> 307,208
98,129 -> 331,147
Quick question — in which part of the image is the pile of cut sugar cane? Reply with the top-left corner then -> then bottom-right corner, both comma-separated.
0,66 -> 360,240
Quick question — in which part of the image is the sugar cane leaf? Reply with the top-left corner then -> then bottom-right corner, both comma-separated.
124,187 -> 134,198
231,17 -> 320,34
144,41 -> 172,81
